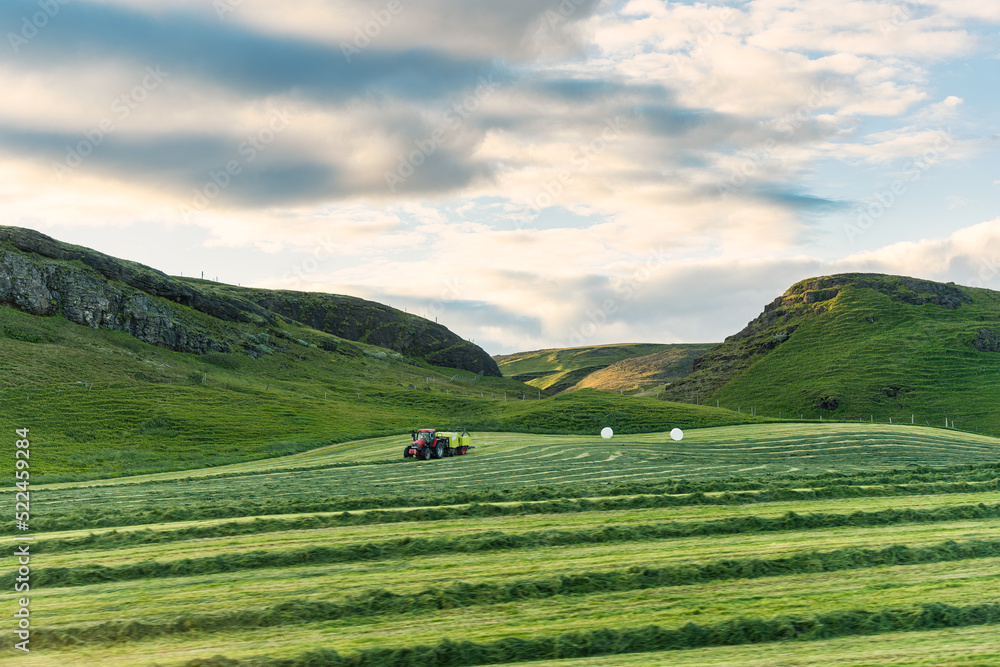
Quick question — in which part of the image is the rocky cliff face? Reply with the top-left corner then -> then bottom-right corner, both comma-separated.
0,226 -> 501,375
0,227 -> 270,325
0,241 -> 229,354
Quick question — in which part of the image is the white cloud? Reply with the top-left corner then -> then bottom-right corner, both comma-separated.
270,215 -> 1000,354
746,0 -> 977,61
917,95 -> 964,122
4,0 -> 1000,354
837,219 -> 1000,288
837,126 -> 964,164
921,0 -> 1000,22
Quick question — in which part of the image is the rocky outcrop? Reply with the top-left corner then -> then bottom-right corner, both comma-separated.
0,227 -> 271,325
0,246 -> 228,354
974,328 -> 1000,352
783,273 -> 971,310
661,272 -> 974,403
0,225 -> 501,375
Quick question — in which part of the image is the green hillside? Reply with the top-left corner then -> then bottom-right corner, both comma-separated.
661,273 -> 1000,434
0,305 -> 753,482
0,226 -> 766,480
0,225 -> 500,376
573,343 -> 716,395
494,343 -> 710,394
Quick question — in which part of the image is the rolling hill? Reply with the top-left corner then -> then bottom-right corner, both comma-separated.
0,227 -> 754,481
660,273 -> 1000,434
572,344 -> 717,395
494,343 -> 714,395
0,225 -> 499,375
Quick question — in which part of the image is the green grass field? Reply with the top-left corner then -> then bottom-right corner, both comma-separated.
4,423 -> 1000,666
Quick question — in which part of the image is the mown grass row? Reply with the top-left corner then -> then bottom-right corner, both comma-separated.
21,432 -> 1000,499
27,432 -> 1000,494
17,464 -> 1000,536
28,543 -> 1000,665
28,487 -> 1000,555
33,537 -> 1000,648
166,600 -> 1000,667
14,502 -> 1000,589
188,449 -> 999,497
19,451 -> 1000,525
484,625 -> 1000,667
33,458 -> 1000,500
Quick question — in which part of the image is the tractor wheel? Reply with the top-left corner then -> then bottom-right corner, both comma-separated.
403,447 -> 411,459
434,443 -> 444,459
420,447 -> 431,460
460,446 -> 468,455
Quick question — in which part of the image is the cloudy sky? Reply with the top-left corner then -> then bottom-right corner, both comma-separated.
1,0 -> 998,354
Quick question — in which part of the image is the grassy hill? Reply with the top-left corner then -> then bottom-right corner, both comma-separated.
573,343 -> 717,395
494,343 -> 713,395
660,273 -> 1000,435
0,225 -> 500,376
0,233 -> 759,482
0,303 -> 760,482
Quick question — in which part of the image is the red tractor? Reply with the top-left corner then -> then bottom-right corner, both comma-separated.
404,428 -> 473,460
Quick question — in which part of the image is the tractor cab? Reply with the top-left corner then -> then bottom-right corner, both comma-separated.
412,429 -> 435,444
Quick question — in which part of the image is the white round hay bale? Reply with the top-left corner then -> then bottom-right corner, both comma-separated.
600,427 -> 613,439
670,428 -> 684,441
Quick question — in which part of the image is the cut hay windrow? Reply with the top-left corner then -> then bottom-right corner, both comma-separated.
31,537 -> 1000,648
166,600 -> 1000,666
28,457 -> 1000,501
17,473 -> 1000,540
14,502 -> 1000,589
19,457 -> 1000,509
27,489 -> 1000,555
